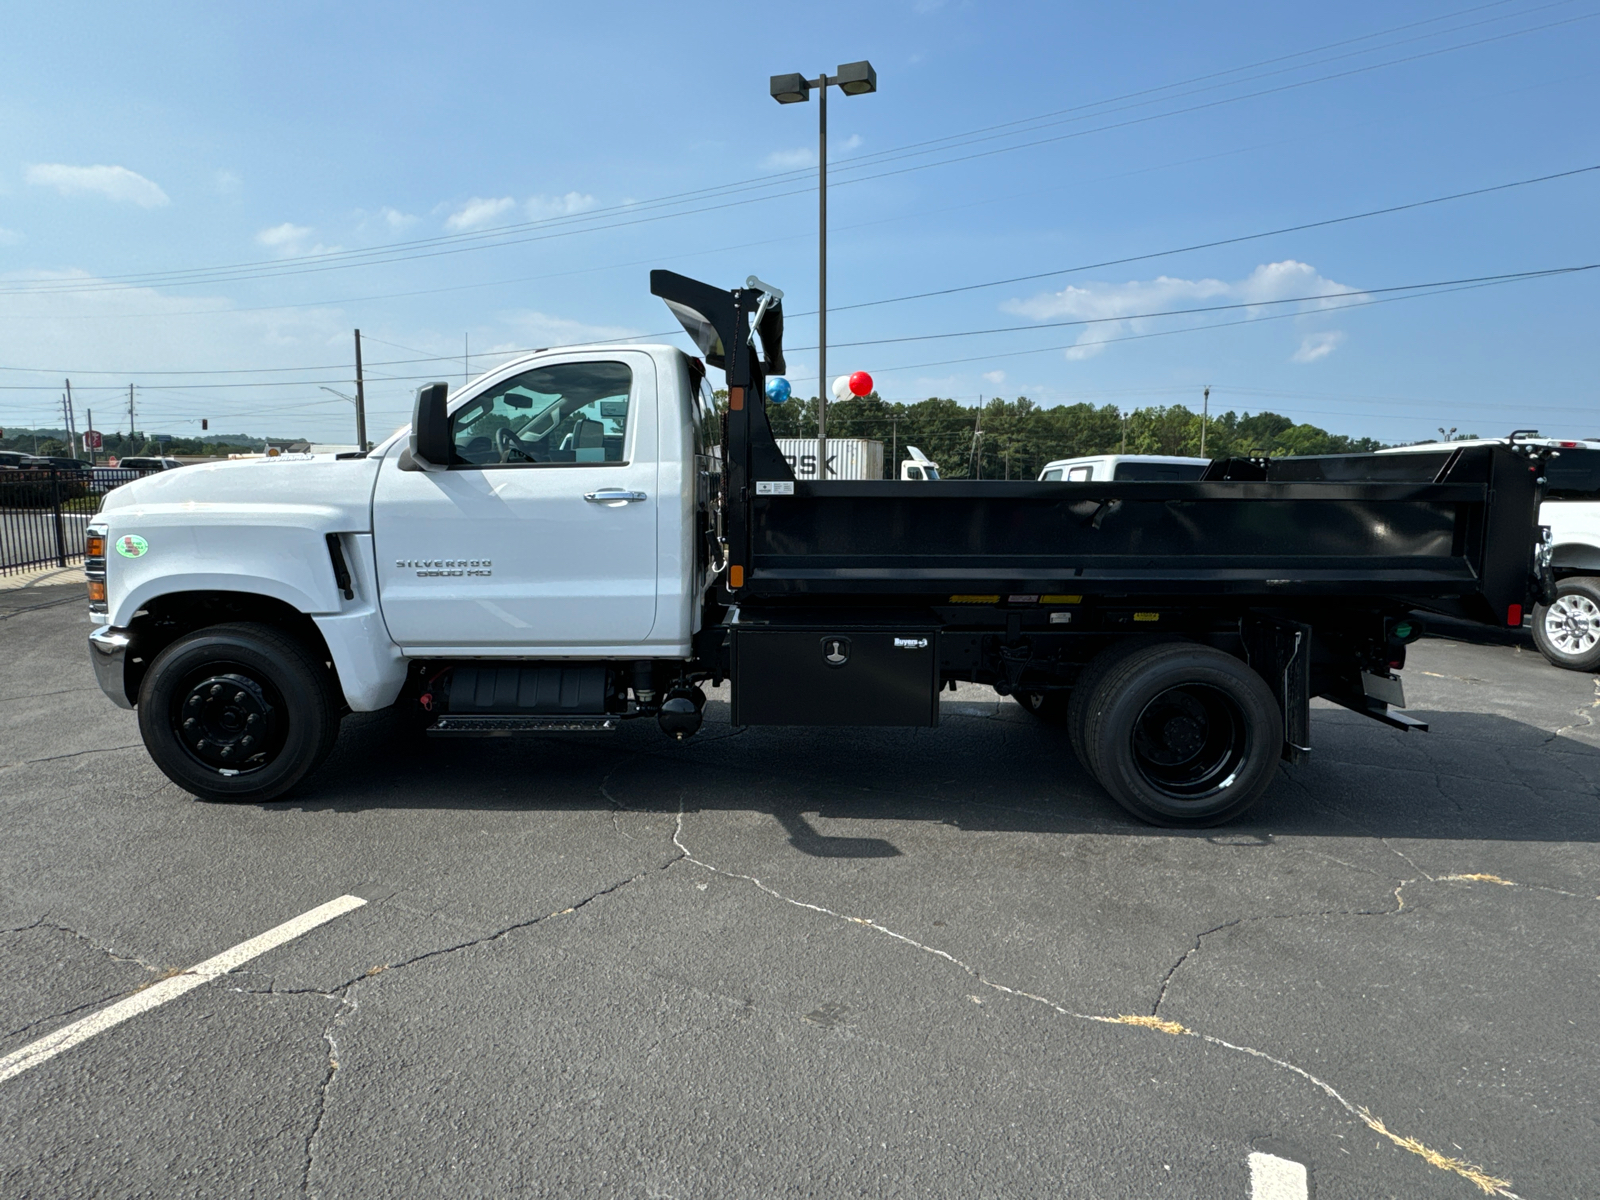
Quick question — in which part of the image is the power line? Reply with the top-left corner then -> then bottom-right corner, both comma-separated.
4,158 -> 1596,382
815,265 -> 1599,351
829,164 -> 1600,314
784,268 -> 1596,380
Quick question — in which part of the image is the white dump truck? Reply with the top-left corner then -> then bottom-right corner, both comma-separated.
81,270 -> 1554,826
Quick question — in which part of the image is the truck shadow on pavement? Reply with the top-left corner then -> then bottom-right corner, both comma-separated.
276,696 -> 1600,852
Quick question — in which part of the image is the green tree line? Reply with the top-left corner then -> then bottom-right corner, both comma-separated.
1,428 -> 296,460
726,392 -> 1389,479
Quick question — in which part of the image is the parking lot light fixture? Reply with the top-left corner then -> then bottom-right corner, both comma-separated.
769,73 -> 811,104
770,58 -> 877,479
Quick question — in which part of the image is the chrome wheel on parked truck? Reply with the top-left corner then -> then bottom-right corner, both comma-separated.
1532,577 -> 1600,671
138,622 -> 341,803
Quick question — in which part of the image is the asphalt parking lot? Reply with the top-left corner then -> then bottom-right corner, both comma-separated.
2,582 -> 1597,1199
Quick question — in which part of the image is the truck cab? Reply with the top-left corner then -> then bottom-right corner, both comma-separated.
899,446 -> 940,480
1037,455 -> 1210,482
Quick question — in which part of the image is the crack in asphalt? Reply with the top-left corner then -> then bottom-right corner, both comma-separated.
225,867 -> 683,1196
300,985 -> 359,1198
6,743 -> 145,768
2,989 -> 133,1042
1544,677 -> 1600,744
1150,883 -> 1411,1018
23,920 -> 165,974
670,804 -> 1519,1198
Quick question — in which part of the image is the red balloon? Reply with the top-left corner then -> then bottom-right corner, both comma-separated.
848,370 -> 873,397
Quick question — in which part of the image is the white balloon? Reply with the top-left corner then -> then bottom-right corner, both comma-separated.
831,375 -> 852,401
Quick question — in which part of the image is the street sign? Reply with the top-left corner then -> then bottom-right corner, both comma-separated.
84,430 -> 103,450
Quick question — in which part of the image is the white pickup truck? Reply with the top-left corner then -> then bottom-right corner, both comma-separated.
1380,437 -> 1600,670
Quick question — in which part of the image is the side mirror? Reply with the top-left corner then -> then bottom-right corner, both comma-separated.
409,382 -> 451,468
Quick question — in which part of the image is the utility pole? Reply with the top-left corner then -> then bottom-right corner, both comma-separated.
86,408 -> 95,465
353,329 -> 369,452
1005,444 -> 1012,480
970,406 -> 984,480
1201,384 -> 1210,457
64,379 -> 78,457
890,415 -> 897,479
128,383 -> 137,448
1120,410 -> 1128,454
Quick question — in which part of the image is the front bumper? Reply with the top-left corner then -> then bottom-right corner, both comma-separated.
89,625 -> 134,709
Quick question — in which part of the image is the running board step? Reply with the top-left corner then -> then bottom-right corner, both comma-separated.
427,714 -> 622,736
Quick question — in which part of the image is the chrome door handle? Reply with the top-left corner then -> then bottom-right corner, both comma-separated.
584,488 -> 648,506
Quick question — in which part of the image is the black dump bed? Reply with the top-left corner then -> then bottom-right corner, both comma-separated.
652,270 -> 1547,629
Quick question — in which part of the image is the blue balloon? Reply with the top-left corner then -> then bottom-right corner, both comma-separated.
766,376 -> 792,404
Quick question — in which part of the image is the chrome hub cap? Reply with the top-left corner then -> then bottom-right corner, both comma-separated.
1545,594 -> 1600,657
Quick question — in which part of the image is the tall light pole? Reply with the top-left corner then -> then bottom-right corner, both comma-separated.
771,60 -> 876,480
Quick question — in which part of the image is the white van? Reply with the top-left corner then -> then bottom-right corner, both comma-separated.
1037,454 -> 1210,482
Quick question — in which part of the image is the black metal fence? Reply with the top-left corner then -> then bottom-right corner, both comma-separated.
0,467 -> 155,576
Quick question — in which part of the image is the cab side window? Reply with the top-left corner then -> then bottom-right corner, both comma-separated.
450,361 -> 632,467
1067,466 -> 1093,482
1040,468 -> 1062,481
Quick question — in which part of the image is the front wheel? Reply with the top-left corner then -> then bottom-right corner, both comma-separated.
1532,577 -> 1600,672
1079,641 -> 1282,827
137,622 -> 342,803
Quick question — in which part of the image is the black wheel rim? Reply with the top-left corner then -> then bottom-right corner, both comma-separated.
170,665 -> 286,776
1129,684 -> 1248,801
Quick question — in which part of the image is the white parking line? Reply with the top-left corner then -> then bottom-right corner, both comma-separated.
1249,1151 -> 1309,1199
0,894 -> 367,1084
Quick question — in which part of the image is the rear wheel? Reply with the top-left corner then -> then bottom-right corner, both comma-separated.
1080,641 -> 1282,827
1532,577 -> 1600,671
137,622 -> 342,803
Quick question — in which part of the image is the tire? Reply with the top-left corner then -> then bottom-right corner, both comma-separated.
1079,641 -> 1282,827
137,622 -> 343,803
1015,690 -> 1070,725
1532,576 -> 1600,672
1065,637 -> 1182,768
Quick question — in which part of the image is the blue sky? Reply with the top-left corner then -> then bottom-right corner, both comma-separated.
1,1 -> 1596,445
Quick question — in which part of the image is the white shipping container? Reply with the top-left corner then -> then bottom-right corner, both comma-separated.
775,438 -> 885,480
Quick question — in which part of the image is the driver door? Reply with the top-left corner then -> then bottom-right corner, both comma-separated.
372,351 -> 659,651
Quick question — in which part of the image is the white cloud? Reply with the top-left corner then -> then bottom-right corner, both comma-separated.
213,170 -> 242,196
1292,330 -> 1346,363
24,163 -> 169,208
256,222 -> 311,249
0,227 -> 22,246
761,134 -> 863,172
500,309 -> 638,348
445,196 -> 516,231
763,147 -> 816,171
1003,260 -> 1360,361
253,222 -> 340,259
526,192 -> 597,220
982,369 -> 1006,385
379,206 -> 418,231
